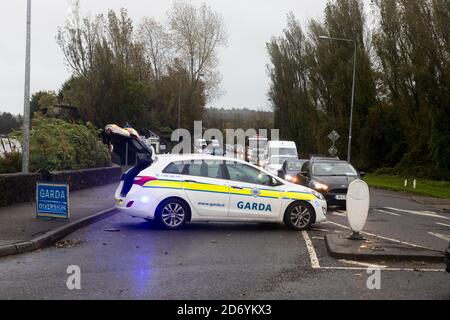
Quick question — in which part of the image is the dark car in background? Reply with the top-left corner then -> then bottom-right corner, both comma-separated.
299,157 -> 365,209
277,159 -> 308,184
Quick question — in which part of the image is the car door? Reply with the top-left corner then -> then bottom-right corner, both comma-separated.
225,162 -> 283,220
300,161 -> 311,187
182,160 -> 230,217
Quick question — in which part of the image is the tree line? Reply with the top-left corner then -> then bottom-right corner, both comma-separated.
53,0 -> 227,139
267,0 -> 450,180
0,112 -> 22,135
204,108 -> 274,133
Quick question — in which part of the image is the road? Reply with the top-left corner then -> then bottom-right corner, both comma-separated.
0,188 -> 449,300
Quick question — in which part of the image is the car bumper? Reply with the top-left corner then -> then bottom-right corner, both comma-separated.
320,191 -> 348,207
311,198 -> 328,223
114,193 -> 159,220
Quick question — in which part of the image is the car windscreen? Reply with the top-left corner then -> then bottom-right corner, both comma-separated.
270,147 -> 297,157
312,162 -> 358,176
287,161 -> 306,171
270,157 -> 294,165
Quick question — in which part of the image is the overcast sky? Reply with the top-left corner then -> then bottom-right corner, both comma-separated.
0,0 -> 331,115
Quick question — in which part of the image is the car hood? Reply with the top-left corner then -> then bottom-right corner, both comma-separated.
282,182 -> 314,194
312,175 -> 359,188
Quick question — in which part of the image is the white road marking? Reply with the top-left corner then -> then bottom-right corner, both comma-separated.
375,209 -> 401,217
384,207 -> 450,220
331,211 -> 347,217
311,228 -> 330,232
319,266 -> 445,273
436,222 -> 450,228
302,224 -> 444,273
325,220 -> 437,251
339,259 -> 388,269
428,232 -> 450,242
301,231 -> 320,269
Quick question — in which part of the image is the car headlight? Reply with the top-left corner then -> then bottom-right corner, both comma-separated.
313,181 -> 329,192
285,175 -> 300,184
312,190 -> 325,200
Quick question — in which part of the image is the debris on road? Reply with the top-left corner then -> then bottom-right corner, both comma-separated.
104,229 -> 120,232
55,239 -> 82,249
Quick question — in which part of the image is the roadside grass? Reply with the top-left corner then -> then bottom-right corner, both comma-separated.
364,174 -> 450,199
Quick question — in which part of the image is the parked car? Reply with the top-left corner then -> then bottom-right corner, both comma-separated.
278,159 -> 309,184
113,153 -> 327,231
265,141 -> 298,175
299,157 -> 365,208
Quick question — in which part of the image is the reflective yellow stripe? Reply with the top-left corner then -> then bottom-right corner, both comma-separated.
284,191 -> 315,201
181,182 -> 229,194
143,180 -> 316,201
260,189 -> 282,199
230,188 -> 253,197
143,180 -> 182,189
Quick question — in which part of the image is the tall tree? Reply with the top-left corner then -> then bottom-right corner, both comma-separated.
167,1 -> 228,99
373,0 -> 450,176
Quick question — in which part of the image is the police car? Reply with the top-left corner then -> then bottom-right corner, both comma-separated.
114,153 -> 327,231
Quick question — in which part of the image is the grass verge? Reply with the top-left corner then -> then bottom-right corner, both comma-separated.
364,174 -> 450,199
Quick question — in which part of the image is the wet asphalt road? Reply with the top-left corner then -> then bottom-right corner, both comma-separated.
0,189 -> 449,300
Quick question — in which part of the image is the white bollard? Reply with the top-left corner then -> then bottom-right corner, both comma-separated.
413,179 -> 417,189
404,179 -> 408,187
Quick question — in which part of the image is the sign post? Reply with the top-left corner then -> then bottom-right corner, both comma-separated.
328,130 -> 340,157
36,182 -> 70,219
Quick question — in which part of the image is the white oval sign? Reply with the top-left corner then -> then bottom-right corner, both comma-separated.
346,180 -> 370,233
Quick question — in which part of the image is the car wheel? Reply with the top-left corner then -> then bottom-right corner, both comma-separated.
157,199 -> 189,230
284,202 -> 316,231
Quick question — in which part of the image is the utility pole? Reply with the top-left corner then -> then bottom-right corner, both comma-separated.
22,0 -> 32,173
319,35 -> 357,163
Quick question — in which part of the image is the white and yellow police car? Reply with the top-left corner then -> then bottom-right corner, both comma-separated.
114,153 -> 327,231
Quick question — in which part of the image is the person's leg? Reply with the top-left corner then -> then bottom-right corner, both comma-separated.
121,160 -> 150,197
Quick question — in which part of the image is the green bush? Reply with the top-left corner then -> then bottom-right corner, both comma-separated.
0,152 -> 22,173
10,115 -> 111,172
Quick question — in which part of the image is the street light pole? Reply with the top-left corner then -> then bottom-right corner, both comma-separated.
177,73 -> 182,141
348,42 -> 357,163
22,0 -> 31,173
319,35 -> 356,163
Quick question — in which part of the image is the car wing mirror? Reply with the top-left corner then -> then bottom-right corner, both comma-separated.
360,172 -> 366,178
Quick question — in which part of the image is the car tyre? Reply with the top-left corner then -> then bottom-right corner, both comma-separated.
284,201 -> 316,231
156,198 -> 189,230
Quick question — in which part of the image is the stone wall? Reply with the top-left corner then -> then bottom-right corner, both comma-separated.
0,166 -> 121,207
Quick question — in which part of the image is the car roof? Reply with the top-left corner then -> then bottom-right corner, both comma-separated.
156,154 -> 248,163
310,157 -> 342,162
268,141 -> 296,148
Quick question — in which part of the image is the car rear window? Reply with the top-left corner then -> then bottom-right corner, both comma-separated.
163,161 -> 185,174
185,161 -> 225,180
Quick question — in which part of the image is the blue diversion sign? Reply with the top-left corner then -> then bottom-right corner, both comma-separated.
36,182 -> 70,219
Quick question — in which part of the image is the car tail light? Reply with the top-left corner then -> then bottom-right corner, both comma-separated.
133,176 -> 158,186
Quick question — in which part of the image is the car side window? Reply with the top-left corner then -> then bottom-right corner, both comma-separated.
163,161 -> 185,174
226,163 -> 272,186
185,161 -> 225,180
301,162 -> 310,175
